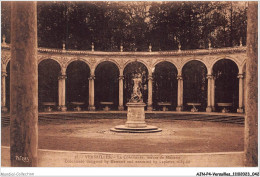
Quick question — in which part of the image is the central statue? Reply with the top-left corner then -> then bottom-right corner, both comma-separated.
129,73 -> 143,103
110,72 -> 162,133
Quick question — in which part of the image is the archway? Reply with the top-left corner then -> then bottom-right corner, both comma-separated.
66,61 -> 90,110
152,61 -> 178,110
38,59 -> 61,111
95,61 -> 119,110
123,62 -> 148,108
213,59 -> 239,112
182,60 -> 207,111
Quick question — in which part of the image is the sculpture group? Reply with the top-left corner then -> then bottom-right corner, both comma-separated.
111,73 -> 162,133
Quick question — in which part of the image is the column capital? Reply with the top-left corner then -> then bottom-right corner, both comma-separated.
148,75 -> 153,80
58,74 -> 67,80
88,75 -> 95,80
177,75 -> 183,80
119,75 -> 124,80
1,71 -> 7,77
237,73 -> 244,79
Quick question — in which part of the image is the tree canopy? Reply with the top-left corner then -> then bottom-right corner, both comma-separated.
1,1 -> 247,51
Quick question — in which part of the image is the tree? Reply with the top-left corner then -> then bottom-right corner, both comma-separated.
1,1 -> 247,51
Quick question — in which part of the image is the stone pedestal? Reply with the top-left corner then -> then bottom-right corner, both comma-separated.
118,105 -> 124,111
59,105 -> 67,112
147,106 -> 153,111
206,106 -> 213,112
237,108 -> 244,113
111,102 -> 162,133
125,102 -> 147,128
88,106 -> 96,111
176,106 -> 183,112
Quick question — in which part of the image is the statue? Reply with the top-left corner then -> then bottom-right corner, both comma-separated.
129,73 -> 143,103
110,73 -> 162,133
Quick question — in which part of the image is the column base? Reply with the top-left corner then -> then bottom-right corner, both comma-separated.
176,106 -> 183,112
88,106 -> 96,111
118,105 -> 124,111
147,105 -> 153,111
1,106 -> 8,113
206,106 -> 213,112
58,106 -> 67,112
237,108 -> 244,113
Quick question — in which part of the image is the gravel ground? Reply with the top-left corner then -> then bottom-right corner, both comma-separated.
1,118 -> 244,153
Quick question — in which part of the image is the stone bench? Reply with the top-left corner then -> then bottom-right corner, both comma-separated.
42,102 -> 56,112
71,102 -> 84,111
187,103 -> 201,112
100,102 -> 113,111
157,102 -> 171,111
217,103 -> 232,113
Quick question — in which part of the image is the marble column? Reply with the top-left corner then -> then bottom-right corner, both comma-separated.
118,75 -> 124,111
211,76 -> 215,111
147,75 -> 153,111
206,75 -> 213,112
237,74 -> 244,113
58,74 -> 67,111
88,75 -> 95,111
1,70 -> 8,112
10,2 -> 38,167
176,75 -> 183,111
244,1 -> 258,167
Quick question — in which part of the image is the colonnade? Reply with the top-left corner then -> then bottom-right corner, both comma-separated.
6,1 -> 256,167
0,66 -> 245,113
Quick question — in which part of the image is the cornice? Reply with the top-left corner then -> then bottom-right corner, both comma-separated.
1,44 -> 246,57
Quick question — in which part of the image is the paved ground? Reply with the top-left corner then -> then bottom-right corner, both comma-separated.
1,114 -> 244,153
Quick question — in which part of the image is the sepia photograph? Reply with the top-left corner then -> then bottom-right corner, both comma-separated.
0,1 -> 258,176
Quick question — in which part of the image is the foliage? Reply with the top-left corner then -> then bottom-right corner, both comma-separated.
1,1 -> 247,50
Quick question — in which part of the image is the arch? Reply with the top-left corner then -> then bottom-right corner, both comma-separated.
93,59 -> 121,74
152,61 -> 178,110
38,57 -> 62,69
181,59 -> 208,75
38,59 -> 61,111
152,59 -> 178,72
182,60 -> 208,111
38,58 -> 61,71
212,59 -> 239,74
94,61 -> 120,110
123,59 -> 150,75
65,58 -> 91,73
210,56 -> 240,74
212,59 -> 239,112
66,60 -> 91,110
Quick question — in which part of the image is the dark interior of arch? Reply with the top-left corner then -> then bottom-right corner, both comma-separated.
95,61 -> 119,110
213,59 -> 239,112
38,59 -> 60,111
66,61 -> 90,110
6,62 -> 10,110
182,60 -> 207,111
152,61 -> 178,110
123,62 -> 148,108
